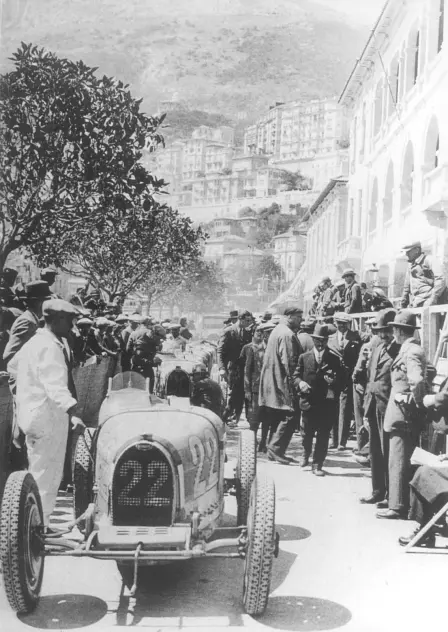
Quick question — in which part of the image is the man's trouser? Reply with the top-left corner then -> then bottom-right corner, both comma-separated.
388,428 -> 418,514
338,380 -> 354,447
26,417 -> 69,525
353,384 -> 369,452
268,407 -> 299,456
302,401 -> 337,466
223,367 -> 244,423
368,398 -> 389,500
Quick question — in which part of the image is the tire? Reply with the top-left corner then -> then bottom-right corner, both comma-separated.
236,430 -> 256,525
242,475 -> 276,617
0,471 -> 45,614
73,430 -> 93,520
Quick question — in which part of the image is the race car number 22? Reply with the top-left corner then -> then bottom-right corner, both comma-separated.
189,430 -> 219,496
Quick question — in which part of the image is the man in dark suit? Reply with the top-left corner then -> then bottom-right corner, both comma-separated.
342,269 -> 362,314
217,309 -> 253,424
359,309 -> 400,505
377,310 -> 427,519
293,324 -> 342,476
327,312 -> 361,449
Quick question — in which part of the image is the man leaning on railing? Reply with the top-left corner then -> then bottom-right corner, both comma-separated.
400,241 -> 447,309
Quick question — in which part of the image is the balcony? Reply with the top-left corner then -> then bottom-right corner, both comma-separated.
422,164 -> 448,217
336,236 -> 362,270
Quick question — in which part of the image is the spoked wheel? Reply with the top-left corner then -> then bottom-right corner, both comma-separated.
242,475 -> 276,617
73,429 -> 93,520
235,430 -> 256,525
0,471 -> 45,613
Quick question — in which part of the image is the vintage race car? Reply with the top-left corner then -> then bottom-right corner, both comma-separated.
0,371 -> 278,617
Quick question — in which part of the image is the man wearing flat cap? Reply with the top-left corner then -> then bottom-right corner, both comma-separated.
359,309 -> 400,505
127,317 -> 165,390
259,306 -> 304,464
7,299 -> 84,529
341,269 -> 362,314
400,241 -> 447,308
293,324 -> 342,475
328,312 -> 361,449
377,310 -> 427,519
217,309 -> 253,425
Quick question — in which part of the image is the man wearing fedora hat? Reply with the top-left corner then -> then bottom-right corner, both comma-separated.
377,309 -> 427,519
400,241 -> 447,309
341,269 -> 362,314
328,312 -> 361,450
3,281 -> 52,366
293,324 -> 342,475
359,309 -> 400,505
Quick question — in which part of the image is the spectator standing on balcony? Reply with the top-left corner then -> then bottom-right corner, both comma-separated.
317,277 -> 336,318
328,312 -> 361,450
377,310 -> 427,520
370,287 -> 393,311
400,241 -> 447,308
342,269 -> 363,314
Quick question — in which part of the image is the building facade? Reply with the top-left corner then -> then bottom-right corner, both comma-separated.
340,0 -> 448,299
273,228 -> 307,284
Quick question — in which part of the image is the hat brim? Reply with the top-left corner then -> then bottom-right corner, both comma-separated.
310,334 -> 328,340
25,294 -> 53,302
390,321 -> 420,329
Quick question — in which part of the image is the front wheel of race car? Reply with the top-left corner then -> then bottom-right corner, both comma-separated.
242,475 -> 276,617
0,471 -> 45,614
73,429 -> 93,520
236,430 -> 256,525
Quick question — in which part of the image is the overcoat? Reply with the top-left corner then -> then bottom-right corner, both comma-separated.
363,340 -> 401,416
217,323 -> 252,373
293,348 -> 341,411
384,337 -> 427,432
259,321 -> 302,411
3,309 -> 39,365
344,281 -> 362,313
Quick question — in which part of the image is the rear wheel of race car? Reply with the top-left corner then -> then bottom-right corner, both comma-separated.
0,471 -> 45,614
242,475 -> 276,617
73,430 -> 93,520
236,430 -> 256,525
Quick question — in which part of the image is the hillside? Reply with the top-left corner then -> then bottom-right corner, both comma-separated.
1,0 -> 382,132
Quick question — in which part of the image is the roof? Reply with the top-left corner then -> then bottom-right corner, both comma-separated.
302,177 -> 347,223
273,227 -> 306,240
339,1 -> 395,106
206,235 -> 248,244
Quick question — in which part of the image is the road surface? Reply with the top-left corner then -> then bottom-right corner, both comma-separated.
1,430 -> 447,632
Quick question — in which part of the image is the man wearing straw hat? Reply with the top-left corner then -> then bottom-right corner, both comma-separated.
293,324 -> 342,476
377,310 -> 427,520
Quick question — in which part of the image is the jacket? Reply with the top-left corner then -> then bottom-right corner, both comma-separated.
7,328 -> 77,439
244,342 -> 265,396
384,337 -> 427,432
363,340 -> 401,416
293,348 -> 342,411
327,329 -> 361,384
344,281 -> 363,313
401,253 -> 447,308
259,320 -> 303,411
3,309 -> 40,365
217,323 -> 252,372
317,285 -> 336,317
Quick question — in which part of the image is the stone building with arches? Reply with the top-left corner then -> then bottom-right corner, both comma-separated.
338,0 -> 448,300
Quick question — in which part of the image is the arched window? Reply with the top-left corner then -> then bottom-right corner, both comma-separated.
406,26 -> 420,92
401,142 -> 414,210
424,116 -> 440,171
388,56 -> 400,116
374,81 -> 383,136
368,179 -> 378,233
383,162 -> 394,223
439,0 -> 445,53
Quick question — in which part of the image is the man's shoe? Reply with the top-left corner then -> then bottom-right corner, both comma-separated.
355,455 -> 371,467
337,445 -> 347,452
398,527 -> 436,548
360,495 -> 383,505
313,467 -> 325,477
376,509 -> 407,520
376,500 -> 388,509
301,457 -> 310,468
267,450 -> 290,465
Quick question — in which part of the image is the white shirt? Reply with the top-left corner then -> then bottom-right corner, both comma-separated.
8,328 -> 77,437
337,332 -> 346,348
313,347 -> 324,364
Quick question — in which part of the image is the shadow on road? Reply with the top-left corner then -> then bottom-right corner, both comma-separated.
18,594 -> 108,629
324,459 -> 363,470
261,595 -> 352,630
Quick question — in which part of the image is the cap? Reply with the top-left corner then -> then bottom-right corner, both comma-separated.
129,314 -> 142,323
229,310 -> 238,318
310,324 -> 330,340
169,323 -> 181,331
283,306 -> 303,316
41,267 -> 57,276
321,276 -> 331,284
335,280 -> 345,288
390,309 -> 420,330
334,312 -> 352,323
25,281 -> 52,301
341,268 -> 356,278
238,309 -> 252,319
153,324 -> 167,339
42,299 -> 79,318
257,321 -> 276,332
95,317 -> 110,327
77,317 -> 93,326
115,314 -> 129,323
261,310 -> 273,321
402,241 -> 421,251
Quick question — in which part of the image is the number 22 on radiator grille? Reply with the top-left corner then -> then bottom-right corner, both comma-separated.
189,430 -> 219,496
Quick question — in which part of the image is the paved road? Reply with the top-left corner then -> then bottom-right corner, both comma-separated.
1,431 -> 447,632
